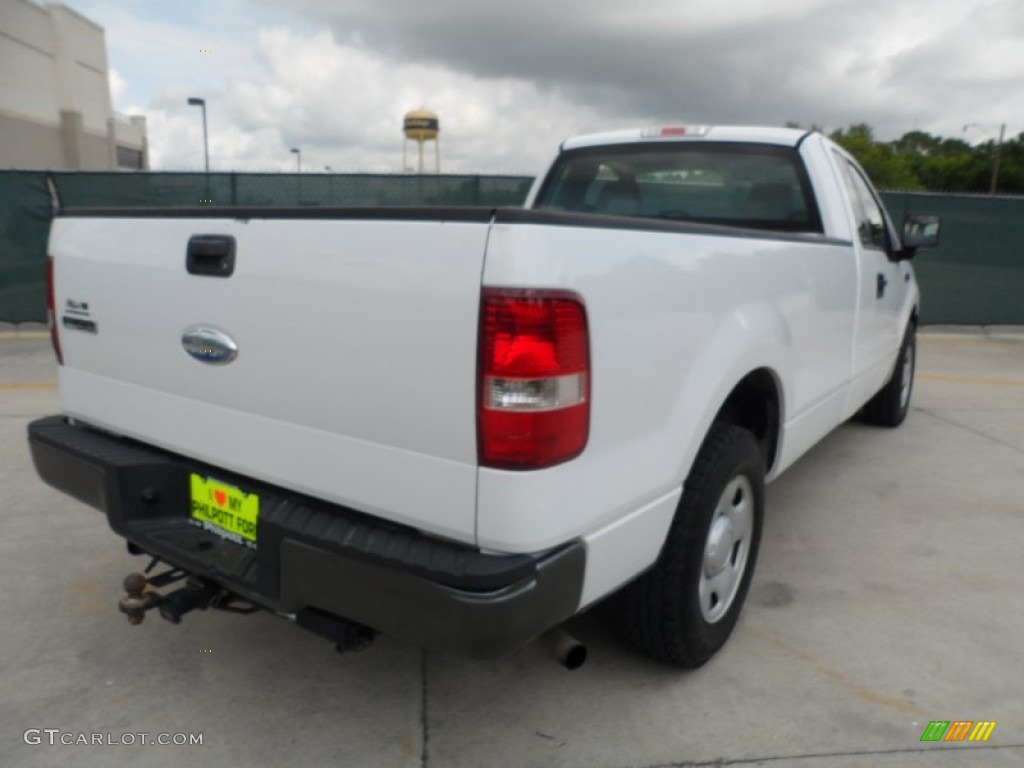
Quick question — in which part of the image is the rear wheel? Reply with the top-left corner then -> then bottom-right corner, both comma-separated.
612,423 -> 764,667
861,322 -> 916,427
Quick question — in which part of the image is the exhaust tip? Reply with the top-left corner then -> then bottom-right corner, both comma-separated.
562,643 -> 588,670
541,628 -> 587,670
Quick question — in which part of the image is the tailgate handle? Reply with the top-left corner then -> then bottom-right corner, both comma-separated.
187,235 -> 236,277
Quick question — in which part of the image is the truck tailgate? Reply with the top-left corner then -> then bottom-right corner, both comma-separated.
49,212 -> 490,544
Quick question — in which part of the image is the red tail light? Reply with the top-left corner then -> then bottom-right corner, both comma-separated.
45,255 -> 63,365
479,288 -> 590,469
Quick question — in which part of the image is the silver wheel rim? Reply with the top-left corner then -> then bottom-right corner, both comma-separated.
699,475 -> 754,624
899,338 -> 915,410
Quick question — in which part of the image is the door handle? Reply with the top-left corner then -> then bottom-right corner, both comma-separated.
187,235 -> 236,277
876,272 -> 888,299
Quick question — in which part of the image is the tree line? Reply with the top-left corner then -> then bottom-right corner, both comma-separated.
798,123 -> 1022,194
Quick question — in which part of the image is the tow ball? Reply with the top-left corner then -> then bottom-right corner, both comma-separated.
118,559 -> 258,625
118,571 -> 162,625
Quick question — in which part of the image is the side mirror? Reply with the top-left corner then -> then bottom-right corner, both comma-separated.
902,214 -> 940,250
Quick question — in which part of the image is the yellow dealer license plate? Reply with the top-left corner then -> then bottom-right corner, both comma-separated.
189,474 -> 260,549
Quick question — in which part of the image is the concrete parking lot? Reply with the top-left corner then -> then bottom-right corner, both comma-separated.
1,328 -> 1022,768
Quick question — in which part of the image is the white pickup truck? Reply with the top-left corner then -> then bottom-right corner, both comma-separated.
29,125 -> 939,669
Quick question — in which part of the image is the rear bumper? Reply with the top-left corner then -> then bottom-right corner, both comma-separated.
28,415 -> 585,658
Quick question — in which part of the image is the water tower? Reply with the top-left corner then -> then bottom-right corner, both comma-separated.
403,108 -> 440,174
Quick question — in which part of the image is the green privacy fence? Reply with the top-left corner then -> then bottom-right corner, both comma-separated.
881,192 -> 1024,326
51,171 -> 534,209
0,173 -> 52,324
0,171 -> 533,323
1,171 -> 1022,324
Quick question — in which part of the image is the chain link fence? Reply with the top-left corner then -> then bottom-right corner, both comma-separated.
0,173 -> 52,324
1,171 -> 533,323
881,191 -> 1024,326
2,171 -> 1023,325
52,172 -> 533,209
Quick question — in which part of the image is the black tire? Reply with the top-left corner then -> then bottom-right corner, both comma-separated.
861,322 -> 916,427
611,423 -> 764,668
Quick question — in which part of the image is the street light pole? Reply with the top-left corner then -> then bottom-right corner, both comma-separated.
187,97 -> 209,172
989,123 -> 1006,196
290,148 -> 302,204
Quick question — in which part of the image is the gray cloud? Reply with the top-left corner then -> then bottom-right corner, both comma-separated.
251,0 -> 1024,139
102,0 -> 1023,170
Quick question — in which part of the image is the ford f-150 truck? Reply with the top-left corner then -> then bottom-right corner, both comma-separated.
29,125 -> 939,669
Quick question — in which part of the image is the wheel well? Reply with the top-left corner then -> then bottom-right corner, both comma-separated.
713,369 -> 781,472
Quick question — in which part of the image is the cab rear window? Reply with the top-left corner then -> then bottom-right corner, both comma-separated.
534,143 -> 822,233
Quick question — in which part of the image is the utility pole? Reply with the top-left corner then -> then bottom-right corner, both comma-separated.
965,122 -> 1008,196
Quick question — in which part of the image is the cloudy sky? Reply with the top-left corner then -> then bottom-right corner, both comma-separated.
74,0 -> 1024,173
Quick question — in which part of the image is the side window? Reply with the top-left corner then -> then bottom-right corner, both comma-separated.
834,152 -> 887,250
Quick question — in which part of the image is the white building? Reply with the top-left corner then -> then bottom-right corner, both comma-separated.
0,0 -> 148,170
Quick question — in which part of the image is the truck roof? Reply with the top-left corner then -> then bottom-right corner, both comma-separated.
561,125 -> 812,151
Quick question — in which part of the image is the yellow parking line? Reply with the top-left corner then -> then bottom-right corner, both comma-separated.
917,372 -> 1024,388
0,332 -> 51,340
0,382 -> 57,391
918,335 -> 1023,348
